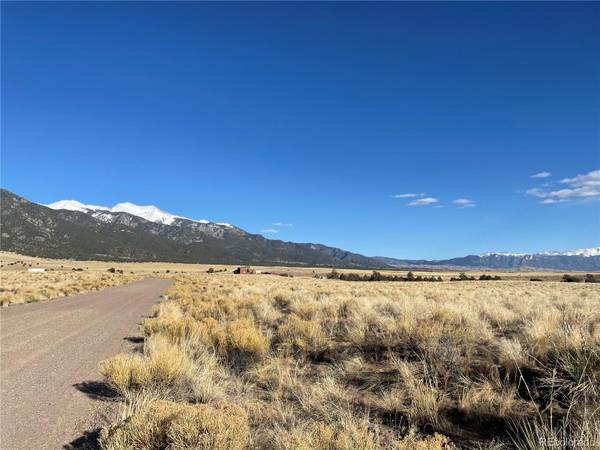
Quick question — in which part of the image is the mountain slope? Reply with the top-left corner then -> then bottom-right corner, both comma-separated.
0,189 -> 382,267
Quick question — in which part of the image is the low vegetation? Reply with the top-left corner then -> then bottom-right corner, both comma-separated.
563,273 -> 600,283
0,271 -> 142,305
326,270 -> 506,282
326,270 -> 444,282
99,274 -> 600,449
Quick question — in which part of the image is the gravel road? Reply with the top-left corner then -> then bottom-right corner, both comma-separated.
0,278 -> 172,450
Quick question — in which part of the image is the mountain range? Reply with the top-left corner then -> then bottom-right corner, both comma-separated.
375,249 -> 600,272
0,189 -> 378,267
1,188 -> 599,271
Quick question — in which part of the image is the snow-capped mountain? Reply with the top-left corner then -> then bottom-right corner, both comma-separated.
46,199 -> 214,226
542,247 -> 600,257
4,189 -> 599,270
3,189 -> 377,267
377,248 -> 600,271
46,199 -> 109,213
481,247 -> 600,258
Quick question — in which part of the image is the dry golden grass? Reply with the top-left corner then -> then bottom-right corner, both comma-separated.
98,273 -> 600,449
99,399 -> 249,450
0,271 -> 143,305
3,250 -> 590,281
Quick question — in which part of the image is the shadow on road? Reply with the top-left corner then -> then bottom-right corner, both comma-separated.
67,382 -> 121,449
74,381 -> 120,401
64,428 -> 101,450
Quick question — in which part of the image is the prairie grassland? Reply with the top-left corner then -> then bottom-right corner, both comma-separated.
0,251 -> 213,306
99,274 -> 600,449
0,271 -> 143,305
0,251 -> 228,274
0,251 -> 583,281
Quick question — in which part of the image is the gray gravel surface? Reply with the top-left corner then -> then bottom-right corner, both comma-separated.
0,278 -> 172,450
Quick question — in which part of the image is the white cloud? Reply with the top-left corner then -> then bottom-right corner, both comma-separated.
408,197 -> 438,206
560,170 -> 600,188
390,193 -> 425,198
273,222 -> 292,227
261,228 -> 279,233
531,171 -> 551,179
540,198 -> 565,205
526,169 -> 600,204
452,198 -> 475,207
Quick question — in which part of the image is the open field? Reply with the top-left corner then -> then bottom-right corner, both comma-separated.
0,251 -> 207,306
0,271 -> 144,306
5,251 -> 598,280
2,251 -> 597,307
97,273 -> 600,449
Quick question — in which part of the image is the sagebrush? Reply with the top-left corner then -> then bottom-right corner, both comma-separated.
99,274 -> 600,449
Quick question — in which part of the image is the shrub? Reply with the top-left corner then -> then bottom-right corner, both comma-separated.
99,400 -> 249,450
479,274 -> 501,280
144,316 -> 204,343
377,362 -> 448,428
450,272 -> 476,281
224,319 -> 269,362
286,420 -> 379,450
327,269 -> 340,280
329,270 -> 443,283
394,433 -> 454,450
146,339 -> 196,388
585,274 -> 600,283
276,315 -> 327,356
99,354 -> 151,393
100,337 -> 196,397
457,380 -> 536,424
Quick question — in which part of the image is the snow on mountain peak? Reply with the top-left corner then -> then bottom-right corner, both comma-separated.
481,247 -> 600,258
44,199 -> 222,226
110,202 -> 178,225
45,200 -> 109,213
480,252 -> 528,257
541,247 -> 600,257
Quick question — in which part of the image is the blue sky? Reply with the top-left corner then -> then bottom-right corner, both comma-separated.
2,2 -> 599,259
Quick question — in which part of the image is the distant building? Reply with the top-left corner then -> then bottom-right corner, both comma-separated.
28,268 -> 46,273
234,266 -> 255,274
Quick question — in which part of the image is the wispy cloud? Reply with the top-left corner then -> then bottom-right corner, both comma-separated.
273,222 -> 292,227
452,198 -> 475,208
390,193 -> 425,199
260,228 -> 279,233
526,169 -> 600,204
408,197 -> 438,206
531,171 -> 551,179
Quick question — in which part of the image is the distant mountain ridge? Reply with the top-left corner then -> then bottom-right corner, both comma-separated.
480,248 -> 600,257
375,248 -> 600,272
1,189 -> 598,271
